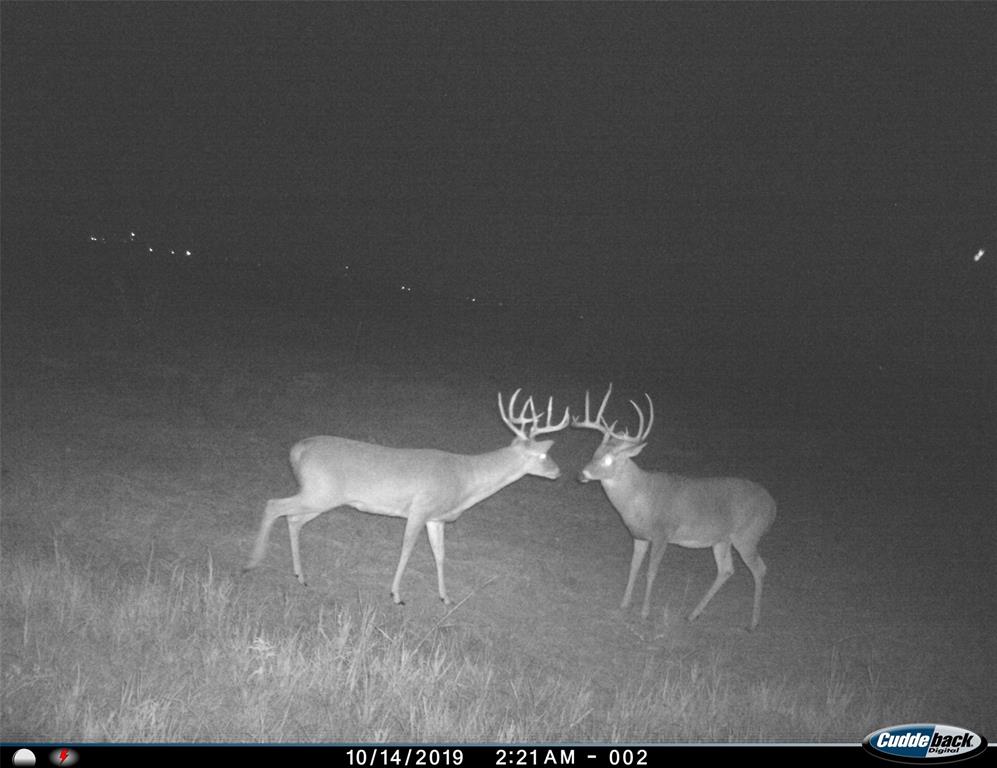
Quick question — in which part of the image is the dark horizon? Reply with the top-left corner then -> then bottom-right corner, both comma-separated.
2,2 -> 994,436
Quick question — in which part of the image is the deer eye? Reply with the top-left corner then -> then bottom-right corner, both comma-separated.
601,455 -> 613,467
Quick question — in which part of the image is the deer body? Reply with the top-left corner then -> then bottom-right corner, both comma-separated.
245,391 -> 569,606
287,438 -> 535,522
575,385 -> 776,629
601,464 -> 772,547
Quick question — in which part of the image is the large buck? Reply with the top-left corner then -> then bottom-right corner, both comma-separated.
245,390 -> 569,605
573,385 -> 776,629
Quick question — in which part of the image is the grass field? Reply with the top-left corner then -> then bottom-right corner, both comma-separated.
1,265 -> 992,742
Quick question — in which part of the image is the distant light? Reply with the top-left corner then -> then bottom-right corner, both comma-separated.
974,249 -> 984,262
171,250 -> 176,255
89,235 -> 97,241
149,247 -> 154,253
129,232 -> 136,239
185,250 -> 192,256
471,297 -> 476,302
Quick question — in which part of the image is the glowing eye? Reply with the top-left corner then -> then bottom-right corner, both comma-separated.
601,455 -> 613,467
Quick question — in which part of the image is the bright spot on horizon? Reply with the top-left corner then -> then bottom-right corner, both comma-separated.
973,249 -> 984,262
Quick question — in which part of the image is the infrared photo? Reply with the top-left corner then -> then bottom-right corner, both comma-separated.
1,1 -> 993,748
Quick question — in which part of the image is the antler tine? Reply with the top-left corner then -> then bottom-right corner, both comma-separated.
626,394 -> 654,443
572,384 -> 612,427
498,388 -> 530,440
628,399 -> 644,442
500,388 -> 567,440
520,395 -> 538,425
572,384 -> 649,445
529,394 -> 570,438
595,382 -> 613,428
527,396 -> 550,435
572,389 -> 591,426
572,384 -> 622,440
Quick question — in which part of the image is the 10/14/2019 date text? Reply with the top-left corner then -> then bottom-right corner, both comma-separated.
345,748 -> 648,767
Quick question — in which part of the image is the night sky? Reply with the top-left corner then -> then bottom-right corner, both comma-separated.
2,3 -> 993,364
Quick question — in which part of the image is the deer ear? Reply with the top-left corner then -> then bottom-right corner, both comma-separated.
619,442 -> 646,458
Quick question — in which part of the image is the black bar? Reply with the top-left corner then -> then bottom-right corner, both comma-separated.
9,743 -> 974,768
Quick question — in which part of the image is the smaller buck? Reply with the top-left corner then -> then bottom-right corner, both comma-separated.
245,390 -> 569,606
573,385 -> 776,629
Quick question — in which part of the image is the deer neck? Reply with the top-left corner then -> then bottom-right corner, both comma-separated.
460,446 -> 531,508
601,458 -> 657,506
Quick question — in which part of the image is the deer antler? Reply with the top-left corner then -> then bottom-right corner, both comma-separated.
572,384 -> 654,445
498,390 -> 570,440
529,395 -> 571,438
498,389 -> 534,440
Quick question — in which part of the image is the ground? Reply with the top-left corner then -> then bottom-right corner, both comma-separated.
1,306 -> 992,741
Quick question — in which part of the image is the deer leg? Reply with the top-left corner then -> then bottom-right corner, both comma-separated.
245,497 -> 289,572
641,538 -> 668,619
286,509 -> 325,586
391,515 -> 425,605
621,538 -> 649,609
425,520 -> 451,605
736,541 -> 768,630
245,497 -> 310,573
689,542 -> 734,622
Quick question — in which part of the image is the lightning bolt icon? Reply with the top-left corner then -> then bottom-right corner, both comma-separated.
59,749 -> 69,765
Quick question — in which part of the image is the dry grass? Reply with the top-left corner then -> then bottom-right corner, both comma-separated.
1,543 -> 918,742
1,305 -> 988,742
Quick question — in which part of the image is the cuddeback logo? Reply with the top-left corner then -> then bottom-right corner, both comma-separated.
863,724 -> 988,763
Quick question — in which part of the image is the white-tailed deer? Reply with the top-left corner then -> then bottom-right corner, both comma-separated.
573,385 -> 776,629
244,391 -> 569,605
